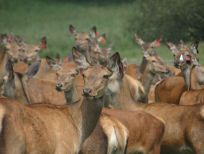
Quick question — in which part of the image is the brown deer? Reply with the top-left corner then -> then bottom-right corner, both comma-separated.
102,53 -> 204,154
1,56 -> 75,105
0,63 -> 107,153
173,46 -> 204,105
55,59 -> 129,154
155,41 -> 204,104
69,25 -> 109,65
125,34 -> 163,80
0,34 -> 28,89
73,52 -> 165,154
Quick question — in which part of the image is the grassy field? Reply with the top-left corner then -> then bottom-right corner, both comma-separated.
0,0 -> 204,64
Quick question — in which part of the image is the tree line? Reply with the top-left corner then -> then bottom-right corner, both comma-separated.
128,0 -> 204,42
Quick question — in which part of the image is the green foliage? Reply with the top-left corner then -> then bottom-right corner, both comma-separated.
128,0 -> 204,42
0,0 -> 204,64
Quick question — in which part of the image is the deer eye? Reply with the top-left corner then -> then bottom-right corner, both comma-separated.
103,74 -> 110,79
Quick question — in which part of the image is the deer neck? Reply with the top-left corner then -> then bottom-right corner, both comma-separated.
139,57 -> 148,74
80,96 -> 103,143
0,52 -> 8,85
141,66 -> 155,102
63,79 -> 103,144
190,66 -> 204,89
180,64 -> 194,90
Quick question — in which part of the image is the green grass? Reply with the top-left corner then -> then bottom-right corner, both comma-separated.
0,0 -> 204,64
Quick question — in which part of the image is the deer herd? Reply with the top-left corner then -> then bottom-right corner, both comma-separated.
0,25 -> 204,154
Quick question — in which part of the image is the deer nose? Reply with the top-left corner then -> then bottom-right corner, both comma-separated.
83,88 -> 92,96
56,83 -> 63,91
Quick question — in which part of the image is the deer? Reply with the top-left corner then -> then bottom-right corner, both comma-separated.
99,52 -> 204,154
155,41 -> 204,104
0,34 -> 29,90
0,60 -> 109,153
1,56 -> 74,105
171,43 -> 204,105
77,56 -> 165,154
69,24 -> 111,65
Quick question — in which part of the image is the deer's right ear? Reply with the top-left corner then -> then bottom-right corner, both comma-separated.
166,42 -> 179,55
72,47 -> 90,70
40,36 -> 47,49
69,25 -> 76,35
134,33 -> 145,48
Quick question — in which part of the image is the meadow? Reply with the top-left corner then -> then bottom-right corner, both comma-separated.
0,0 -> 204,64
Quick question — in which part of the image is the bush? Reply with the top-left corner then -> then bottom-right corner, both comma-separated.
127,0 -> 204,42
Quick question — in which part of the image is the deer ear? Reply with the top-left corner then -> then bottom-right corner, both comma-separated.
122,58 -> 128,73
97,33 -> 106,45
191,40 -> 199,54
55,53 -> 61,64
108,52 -> 124,79
90,26 -> 98,38
69,25 -> 76,35
166,42 -> 179,55
134,33 -> 145,47
46,56 -> 57,66
40,36 -> 47,49
72,47 -> 90,70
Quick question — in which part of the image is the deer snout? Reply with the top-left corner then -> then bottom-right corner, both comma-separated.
56,83 -> 63,91
83,88 -> 92,96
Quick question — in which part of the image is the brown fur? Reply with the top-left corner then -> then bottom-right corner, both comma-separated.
155,76 -> 186,104
0,66 -> 105,153
105,67 -> 204,153
80,60 -> 165,154
179,89 -> 204,105
81,108 -> 165,154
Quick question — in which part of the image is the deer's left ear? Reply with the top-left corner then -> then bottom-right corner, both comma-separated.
97,33 -> 106,45
40,36 -> 47,49
69,24 -> 77,35
191,40 -> 199,54
46,56 -> 57,66
108,52 -> 124,79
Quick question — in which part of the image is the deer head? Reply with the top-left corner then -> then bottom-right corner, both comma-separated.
69,25 -> 98,52
167,41 -> 198,69
55,68 -> 78,92
82,65 -> 112,99
18,37 -> 46,64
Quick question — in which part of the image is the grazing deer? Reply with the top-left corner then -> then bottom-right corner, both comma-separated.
102,53 -> 204,154
0,63 -> 107,153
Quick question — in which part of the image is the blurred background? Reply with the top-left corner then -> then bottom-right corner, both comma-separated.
0,0 -> 204,63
